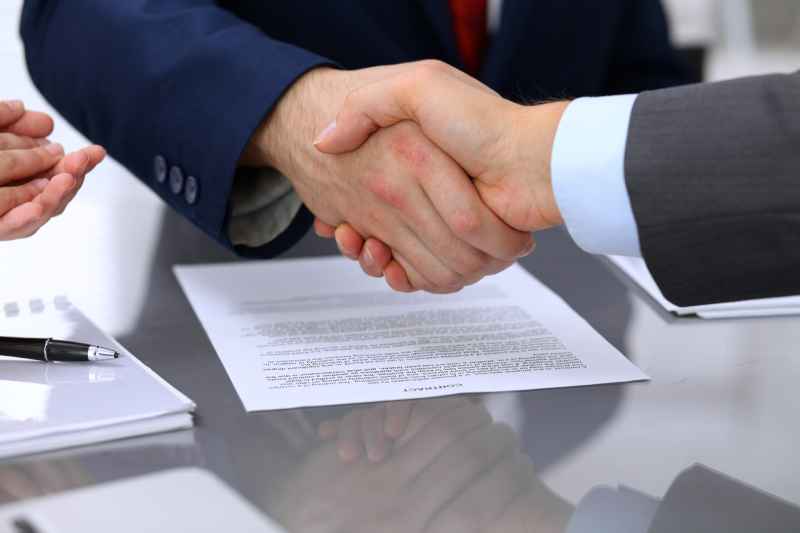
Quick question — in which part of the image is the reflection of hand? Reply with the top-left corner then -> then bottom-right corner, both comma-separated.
0,100 -> 106,240
242,67 -> 532,293
272,397 -> 547,533
317,401 -> 414,463
313,61 -> 568,290
0,460 -> 93,504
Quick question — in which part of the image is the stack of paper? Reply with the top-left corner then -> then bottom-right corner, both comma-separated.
0,297 -> 195,460
607,256 -> 800,319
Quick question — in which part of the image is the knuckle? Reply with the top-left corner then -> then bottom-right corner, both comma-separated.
449,209 -> 482,237
433,270 -> 464,291
367,174 -> 406,210
416,59 -> 449,79
0,152 -> 18,173
387,123 -> 431,170
459,249 -> 492,279
340,90 -> 359,115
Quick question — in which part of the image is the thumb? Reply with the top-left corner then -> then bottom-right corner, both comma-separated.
313,73 -> 422,154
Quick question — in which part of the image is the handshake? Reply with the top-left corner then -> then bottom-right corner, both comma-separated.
246,60 -> 569,294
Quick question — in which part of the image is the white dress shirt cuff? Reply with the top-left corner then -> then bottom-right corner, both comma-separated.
551,94 -> 642,257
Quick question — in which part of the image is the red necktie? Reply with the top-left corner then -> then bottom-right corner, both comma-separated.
449,0 -> 488,76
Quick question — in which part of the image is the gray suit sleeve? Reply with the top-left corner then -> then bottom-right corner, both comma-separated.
624,73 -> 800,306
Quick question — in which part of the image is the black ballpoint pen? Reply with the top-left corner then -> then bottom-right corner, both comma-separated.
0,336 -> 119,363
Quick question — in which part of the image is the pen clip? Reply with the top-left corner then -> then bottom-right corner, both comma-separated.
42,338 -> 51,363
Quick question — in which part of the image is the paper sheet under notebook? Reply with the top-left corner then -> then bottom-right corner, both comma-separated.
175,258 -> 648,411
0,297 -> 195,459
607,256 -> 800,319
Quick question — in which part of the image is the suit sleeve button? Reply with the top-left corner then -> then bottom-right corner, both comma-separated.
154,155 -> 168,183
169,166 -> 184,195
184,176 -> 199,205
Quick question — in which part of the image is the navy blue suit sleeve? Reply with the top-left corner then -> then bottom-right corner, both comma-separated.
605,0 -> 693,93
20,1 -> 333,258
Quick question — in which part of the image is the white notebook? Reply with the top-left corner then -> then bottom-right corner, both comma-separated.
608,256 -> 800,319
0,296 -> 195,460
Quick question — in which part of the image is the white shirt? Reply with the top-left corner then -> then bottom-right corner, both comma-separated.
551,95 -> 642,257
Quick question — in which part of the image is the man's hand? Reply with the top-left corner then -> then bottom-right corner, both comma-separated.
242,67 -> 534,293
312,61 -> 568,287
0,100 -> 106,240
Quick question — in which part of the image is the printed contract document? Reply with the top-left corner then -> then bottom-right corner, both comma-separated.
175,258 -> 647,411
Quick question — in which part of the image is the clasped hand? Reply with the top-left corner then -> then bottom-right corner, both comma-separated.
309,61 -> 568,292
0,100 -> 105,240
244,64 -> 540,294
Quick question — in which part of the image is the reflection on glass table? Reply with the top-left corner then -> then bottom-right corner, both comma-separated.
265,398 -> 800,533
1,395 -> 799,532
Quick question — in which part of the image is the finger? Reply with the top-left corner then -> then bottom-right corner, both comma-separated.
416,152 -> 535,262
384,398 -> 491,484
0,133 -> 42,151
51,152 -> 90,216
362,405 -> 389,463
359,238 -> 392,277
391,253 -> 432,293
32,173 -> 76,219
426,450 -> 534,533
364,135 -> 474,290
39,152 -> 87,217
384,259 -> 414,292
394,251 -> 463,295
35,146 -> 103,217
0,177 -> 49,214
394,397 -> 474,449
0,200 -> 44,240
334,224 -> 363,260
314,218 -> 336,238
0,143 -> 64,185
336,410 -> 364,463
0,100 -> 25,129
371,213 -> 459,292
384,400 -> 414,439
4,110 -> 55,139
407,423 -> 518,523
79,144 -> 106,171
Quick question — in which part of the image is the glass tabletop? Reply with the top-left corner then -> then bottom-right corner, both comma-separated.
2,185 -> 799,531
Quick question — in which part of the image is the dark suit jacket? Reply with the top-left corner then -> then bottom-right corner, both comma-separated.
625,73 -> 800,305
21,0 -> 688,258
648,464 -> 800,533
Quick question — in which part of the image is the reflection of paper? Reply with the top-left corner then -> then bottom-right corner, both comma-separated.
175,258 -> 647,411
0,297 -> 195,459
0,469 -> 283,533
607,256 -> 800,319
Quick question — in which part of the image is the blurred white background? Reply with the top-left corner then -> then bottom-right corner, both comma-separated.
1,0 -> 799,336
664,0 -> 800,79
